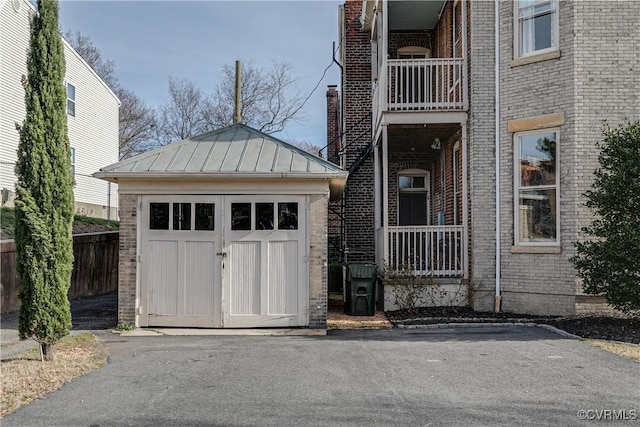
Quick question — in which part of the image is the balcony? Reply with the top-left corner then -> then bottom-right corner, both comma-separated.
373,58 -> 467,129
376,225 -> 466,277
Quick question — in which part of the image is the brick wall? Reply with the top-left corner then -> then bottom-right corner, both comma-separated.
326,85 -> 341,165
467,0 -> 497,311
308,194 -> 329,328
117,193 -> 137,325
326,85 -> 343,262
486,0 -> 640,316
342,0 -> 374,261
571,0 -> 640,314
388,31 -> 433,58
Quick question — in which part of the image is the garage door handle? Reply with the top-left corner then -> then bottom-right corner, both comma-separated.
217,252 -> 227,258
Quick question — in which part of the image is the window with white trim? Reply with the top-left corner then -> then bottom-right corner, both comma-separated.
70,146 -> 75,175
66,82 -> 76,117
514,129 -> 558,245
398,170 -> 430,226
515,0 -> 558,58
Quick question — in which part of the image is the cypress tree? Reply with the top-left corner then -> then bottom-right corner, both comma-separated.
15,0 -> 74,361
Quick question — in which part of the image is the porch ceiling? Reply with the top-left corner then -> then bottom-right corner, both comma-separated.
387,123 -> 460,156
388,0 -> 446,31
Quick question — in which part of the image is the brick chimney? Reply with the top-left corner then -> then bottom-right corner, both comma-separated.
326,85 -> 340,166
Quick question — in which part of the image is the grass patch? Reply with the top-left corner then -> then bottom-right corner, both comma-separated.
0,207 -> 15,239
0,206 -> 118,239
0,333 -> 107,416
73,213 -> 119,230
585,339 -> 640,363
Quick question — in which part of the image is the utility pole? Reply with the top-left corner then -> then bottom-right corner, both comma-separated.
233,60 -> 242,124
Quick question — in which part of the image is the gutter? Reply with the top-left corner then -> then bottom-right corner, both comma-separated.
494,0 -> 502,313
92,171 -> 349,201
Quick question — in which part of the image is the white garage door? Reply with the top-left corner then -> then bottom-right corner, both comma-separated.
140,195 -> 308,328
141,196 -> 223,327
223,196 -> 307,327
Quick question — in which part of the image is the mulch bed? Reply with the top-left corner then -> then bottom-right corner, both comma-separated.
386,306 -> 640,344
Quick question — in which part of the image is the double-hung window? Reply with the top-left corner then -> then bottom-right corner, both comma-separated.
514,129 -> 558,245
66,82 -> 76,117
70,147 -> 76,175
515,0 -> 558,58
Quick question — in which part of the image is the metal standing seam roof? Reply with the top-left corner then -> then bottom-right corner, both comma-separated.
94,124 -> 346,178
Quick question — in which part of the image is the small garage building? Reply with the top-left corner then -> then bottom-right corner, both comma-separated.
95,124 -> 347,329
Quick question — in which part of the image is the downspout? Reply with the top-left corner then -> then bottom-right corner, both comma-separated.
494,0 -> 502,313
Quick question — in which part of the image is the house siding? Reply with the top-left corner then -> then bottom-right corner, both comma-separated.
0,0 -> 119,218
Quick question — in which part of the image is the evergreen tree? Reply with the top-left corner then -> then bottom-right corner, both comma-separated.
15,0 -> 74,361
571,122 -> 640,315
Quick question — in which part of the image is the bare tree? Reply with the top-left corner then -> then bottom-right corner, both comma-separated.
154,77 -> 212,145
285,136 -> 325,158
64,31 -> 156,159
64,30 -> 117,88
117,88 -> 157,159
207,60 -> 306,134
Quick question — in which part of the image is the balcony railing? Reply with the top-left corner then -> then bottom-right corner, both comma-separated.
380,225 -> 465,277
373,58 -> 465,125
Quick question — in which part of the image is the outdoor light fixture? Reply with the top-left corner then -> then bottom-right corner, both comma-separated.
431,138 -> 441,150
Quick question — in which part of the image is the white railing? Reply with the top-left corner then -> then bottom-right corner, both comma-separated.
387,58 -> 464,112
385,225 -> 465,277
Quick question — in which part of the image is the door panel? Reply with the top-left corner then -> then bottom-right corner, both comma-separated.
148,240 -> 178,316
223,196 -> 307,328
267,240 -> 298,315
229,241 -> 261,316
141,196 -> 222,328
184,241 -> 216,316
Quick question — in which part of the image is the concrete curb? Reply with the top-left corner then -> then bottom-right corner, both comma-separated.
397,322 -> 581,339
115,328 -> 328,337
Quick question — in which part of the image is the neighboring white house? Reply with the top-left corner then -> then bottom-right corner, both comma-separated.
0,0 -> 120,219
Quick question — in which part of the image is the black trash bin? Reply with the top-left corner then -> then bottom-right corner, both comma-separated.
344,263 -> 377,316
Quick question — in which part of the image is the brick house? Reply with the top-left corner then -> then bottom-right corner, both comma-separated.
329,0 -> 640,315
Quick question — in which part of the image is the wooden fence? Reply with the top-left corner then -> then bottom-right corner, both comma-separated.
1,232 -> 118,314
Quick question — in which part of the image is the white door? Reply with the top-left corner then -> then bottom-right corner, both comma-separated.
140,196 -> 222,327
223,196 -> 308,327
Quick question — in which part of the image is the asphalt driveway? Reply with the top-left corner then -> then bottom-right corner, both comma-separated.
2,326 -> 639,426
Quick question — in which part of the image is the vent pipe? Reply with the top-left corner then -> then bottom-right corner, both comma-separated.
233,60 -> 242,124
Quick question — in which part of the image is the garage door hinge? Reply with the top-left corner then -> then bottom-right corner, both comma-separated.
304,255 -> 308,263
139,201 -> 143,210
138,254 -> 142,263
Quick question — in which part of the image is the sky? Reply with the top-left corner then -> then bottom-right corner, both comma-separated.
57,0 -> 343,151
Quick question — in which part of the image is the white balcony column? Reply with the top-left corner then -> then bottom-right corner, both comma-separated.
461,120 -> 469,278
382,125 -> 389,267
